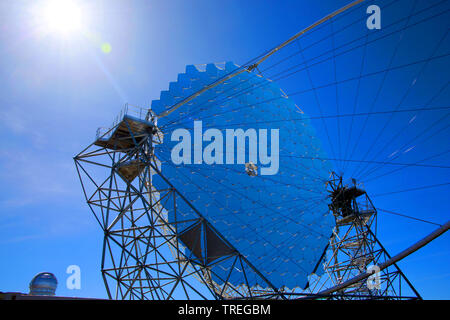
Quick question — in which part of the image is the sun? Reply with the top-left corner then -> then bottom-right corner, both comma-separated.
34,0 -> 84,36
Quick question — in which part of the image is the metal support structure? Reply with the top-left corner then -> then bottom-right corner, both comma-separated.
75,107 -> 439,300
305,172 -> 422,300
317,220 -> 449,297
74,105 -> 292,300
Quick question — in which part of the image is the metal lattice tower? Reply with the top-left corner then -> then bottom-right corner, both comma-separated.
74,105 -> 211,299
74,105 -> 303,300
305,173 -> 422,299
75,105 -> 423,300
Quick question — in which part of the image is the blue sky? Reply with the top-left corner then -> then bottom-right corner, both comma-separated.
0,0 -> 448,299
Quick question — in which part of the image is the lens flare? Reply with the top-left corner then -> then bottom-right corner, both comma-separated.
34,0 -> 84,36
101,42 -> 112,54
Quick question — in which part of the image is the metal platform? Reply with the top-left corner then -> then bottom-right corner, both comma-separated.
94,114 -> 155,151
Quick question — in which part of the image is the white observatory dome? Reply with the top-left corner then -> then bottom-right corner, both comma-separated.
29,272 -> 58,296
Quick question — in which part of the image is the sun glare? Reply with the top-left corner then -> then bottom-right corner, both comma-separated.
35,0 -> 84,36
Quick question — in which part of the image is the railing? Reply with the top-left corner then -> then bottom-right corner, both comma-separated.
96,127 -> 111,140
123,103 -> 152,120
95,103 -> 155,141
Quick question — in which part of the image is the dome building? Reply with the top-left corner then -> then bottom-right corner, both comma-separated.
29,272 -> 58,296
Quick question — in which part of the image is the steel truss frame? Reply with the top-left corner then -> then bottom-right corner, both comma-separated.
74,117 -> 299,300
304,173 -> 421,300
75,114 -> 421,300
